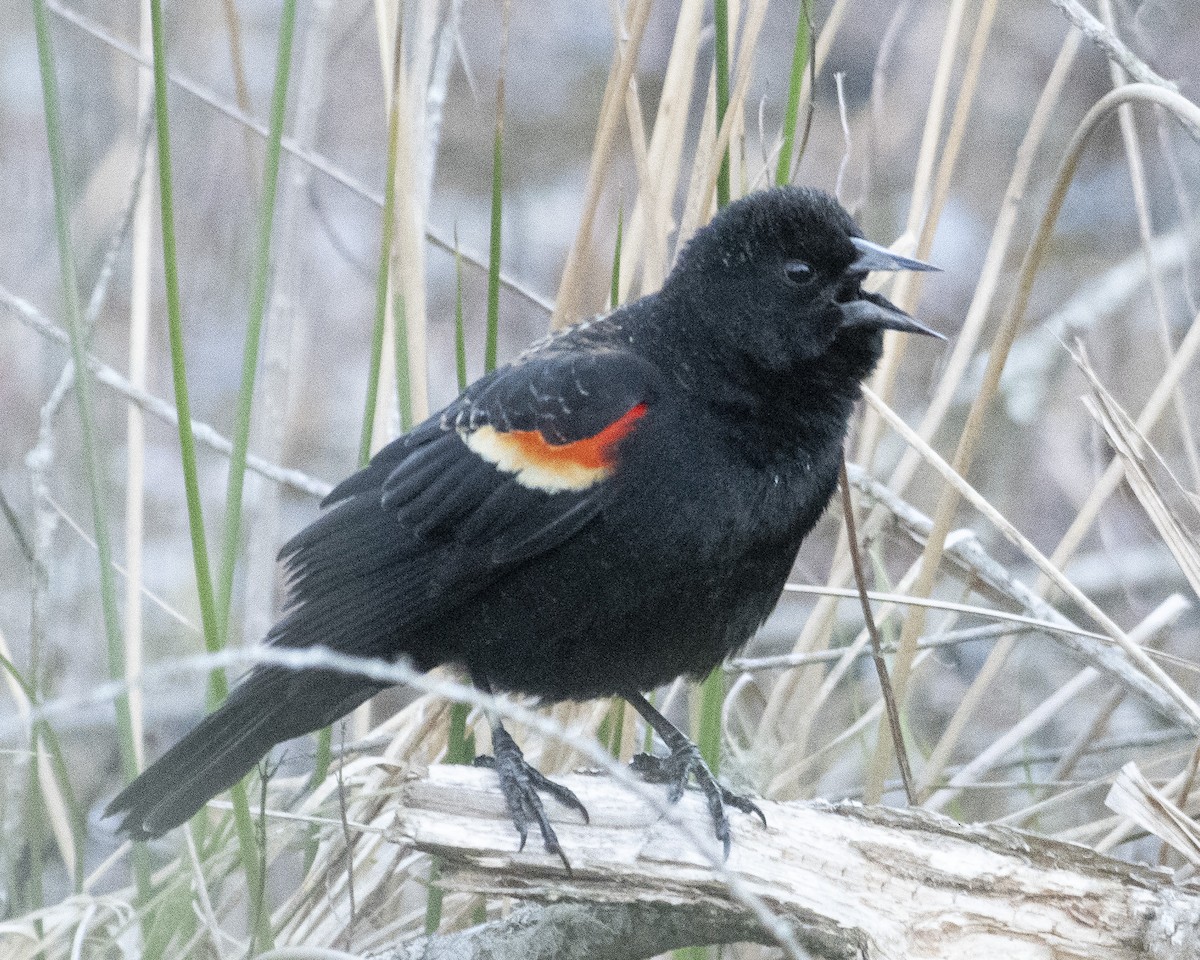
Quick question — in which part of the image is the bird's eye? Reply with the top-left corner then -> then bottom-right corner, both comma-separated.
783,260 -> 814,286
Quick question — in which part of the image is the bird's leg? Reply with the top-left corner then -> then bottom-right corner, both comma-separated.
471,679 -> 589,869
625,691 -> 766,858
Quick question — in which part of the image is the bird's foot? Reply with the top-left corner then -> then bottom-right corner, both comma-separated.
631,744 -> 766,858
474,725 -> 589,870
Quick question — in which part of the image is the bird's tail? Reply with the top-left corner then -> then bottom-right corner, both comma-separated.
105,666 -> 379,838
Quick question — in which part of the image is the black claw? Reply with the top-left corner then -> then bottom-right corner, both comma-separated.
525,766 -> 591,824
726,793 -> 768,828
475,728 -> 587,868
631,742 -> 764,858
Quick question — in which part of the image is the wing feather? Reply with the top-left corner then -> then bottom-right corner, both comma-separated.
276,330 -> 660,654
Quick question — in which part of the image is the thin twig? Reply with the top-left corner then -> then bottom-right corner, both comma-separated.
832,73 -> 853,208
862,385 -> 1200,734
728,622 -> 1032,672
1,285 -> 332,500
1044,0 -> 1185,102
839,457 -> 915,804
44,494 -> 198,631
0,485 -> 36,569
335,728 -> 357,948
1168,746 -> 1200,865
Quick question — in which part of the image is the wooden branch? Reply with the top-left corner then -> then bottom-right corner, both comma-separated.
368,902 -> 779,960
382,765 -> 1200,960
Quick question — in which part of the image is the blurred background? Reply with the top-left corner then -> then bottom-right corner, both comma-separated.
2,0 -> 1200,955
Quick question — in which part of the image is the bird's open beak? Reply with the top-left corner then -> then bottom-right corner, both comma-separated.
840,294 -> 946,339
841,238 -> 945,340
849,237 -> 939,274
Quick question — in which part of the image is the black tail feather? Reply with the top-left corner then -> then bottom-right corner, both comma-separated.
105,667 -> 380,838
108,449 -> 452,840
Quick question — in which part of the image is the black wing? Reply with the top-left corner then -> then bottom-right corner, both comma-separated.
273,332 -> 660,653
102,330 -> 660,838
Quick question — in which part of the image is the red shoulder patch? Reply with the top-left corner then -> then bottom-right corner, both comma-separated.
464,403 -> 647,492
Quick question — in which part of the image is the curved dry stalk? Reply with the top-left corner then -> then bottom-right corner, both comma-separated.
1097,0 -> 1200,484
864,385 -> 1200,735
862,82 -> 1200,803
901,87 -> 1200,784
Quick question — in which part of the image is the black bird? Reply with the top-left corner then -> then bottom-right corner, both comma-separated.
107,186 -> 940,859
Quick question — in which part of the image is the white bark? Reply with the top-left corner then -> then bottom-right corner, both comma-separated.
383,765 -> 1200,960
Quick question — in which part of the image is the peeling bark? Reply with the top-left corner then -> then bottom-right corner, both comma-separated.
372,765 -> 1200,960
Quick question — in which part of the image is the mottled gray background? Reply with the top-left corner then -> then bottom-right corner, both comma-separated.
2,0 -> 1199,905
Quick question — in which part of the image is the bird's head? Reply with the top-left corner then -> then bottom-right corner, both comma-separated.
662,186 -> 942,383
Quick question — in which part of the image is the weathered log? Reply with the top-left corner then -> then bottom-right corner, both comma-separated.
374,764 -> 1200,960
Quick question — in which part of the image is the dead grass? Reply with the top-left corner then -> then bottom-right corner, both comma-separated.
3,0 -> 1200,957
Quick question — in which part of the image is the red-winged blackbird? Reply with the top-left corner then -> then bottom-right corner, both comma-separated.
107,186 -> 940,860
